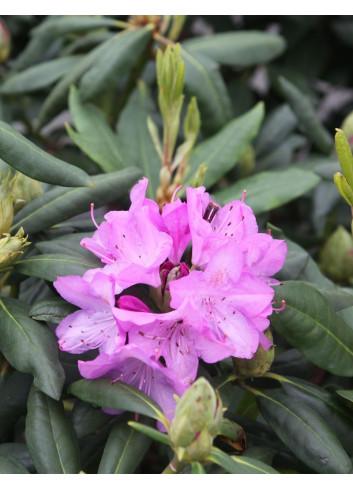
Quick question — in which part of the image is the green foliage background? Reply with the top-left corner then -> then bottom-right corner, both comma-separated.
0,15 -> 353,474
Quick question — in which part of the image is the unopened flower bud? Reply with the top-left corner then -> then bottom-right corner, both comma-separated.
0,171 -> 16,235
0,227 -> 30,270
12,172 -> 43,213
319,225 -> 353,282
169,377 -> 223,463
232,328 -> 274,379
341,112 -> 353,150
0,18 -> 10,64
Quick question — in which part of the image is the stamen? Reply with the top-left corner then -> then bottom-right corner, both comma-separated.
241,189 -> 247,202
268,228 -> 272,236
171,185 -> 183,202
272,299 -> 286,312
90,203 -> 99,229
203,201 -> 220,223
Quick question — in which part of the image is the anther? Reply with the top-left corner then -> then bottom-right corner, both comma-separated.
203,201 -> 220,223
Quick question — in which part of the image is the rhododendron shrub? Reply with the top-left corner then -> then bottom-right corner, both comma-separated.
1,15 -> 353,476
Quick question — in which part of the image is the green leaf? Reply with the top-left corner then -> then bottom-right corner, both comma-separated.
271,281 -> 353,376
0,297 -> 64,400
0,121 -> 92,187
268,224 -> 334,288
15,254 -> 95,282
117,84 -> 161,200
271,375 -> 353,455
191,462 -> 206,474
71,400 -> 114,440
98,419 -> 152,473
183,31 -> 286,67
0,454 -> 29,474
25,386 -> 80,474
0,56 -> 84,94
206,446 -> 278,474
67,86 -> 127,172
186,102 -> 264,189
336,390 -> 353,404
128,421 -> 171,446
32,15 -> 119,37
29,297 -> 77,324
254,104 -> 297,157
68,378 -> 167,425
11,167 -> 142,235
79,25 -> 153,101
257,390 -> 353,474
214,167 -> 321,214
0,443 -> 34,473
278,76 -> 333,155
181,48 -> 232,135
36,33 -> 124,129
0,372 -> 33,442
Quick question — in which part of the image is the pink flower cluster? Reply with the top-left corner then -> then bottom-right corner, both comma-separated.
54,178 -> 287,423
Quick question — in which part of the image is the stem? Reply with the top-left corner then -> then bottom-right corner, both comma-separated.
154,33 -> 176,47
238,382 -> 265,398
162,455 -> 184,474
111,36 -> 154,127
262,372 -> 286,383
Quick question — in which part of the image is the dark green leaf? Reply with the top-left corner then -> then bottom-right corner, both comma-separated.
0,443 -> 34,473
0,454 -> 29,474
268,224 -> 334,288
257,390 -> 352,473
68,86 -> 127,172
0,56 -> 84,94
271,281 -> 353,376
11,167 -> 142,235
336,390 -> 353,404
15,253 -> 95,281
25,386 -> 80,474
191,462 -> 206,474
183,31 -> 286,67
117,84 -> 160,199
255,104 -> 297,157
128,421 -> 171,446
0,297 -> 64,400
182,48 -> 232,135
207,446 -> 278,474
186,102 -> 264,189
98,419 -> 152,473
36,33 -> 124,129
79,26 -> 153,101
214,168 -> 321,214
278,76 -> 333,155
72,400 -> 114,440
0,121 -> 92,187
68,378 -> 167,425
32,15 -> 119,37
273,375 -> 353,455
0,372 -> 33,442
29,297 -> 77,324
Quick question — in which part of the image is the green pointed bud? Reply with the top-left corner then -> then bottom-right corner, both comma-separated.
334,172 -> 353,207
0,171 -> 16,235
0,18 -> 10,64
12,172 -> 43,213
191,163 -> 207,188
232,328 -> 274,379
147,116 -> 163,163
0,227 -> 30,270
168,16 -> 186,41
183,97 -> 201,142
319,225 -> 353,282
335,128 -> 353,189
156,44 -> 185,166
169,377 -> 223,463
341,112 -> 353,149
